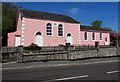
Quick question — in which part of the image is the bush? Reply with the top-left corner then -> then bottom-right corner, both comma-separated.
23,43 -> 42,50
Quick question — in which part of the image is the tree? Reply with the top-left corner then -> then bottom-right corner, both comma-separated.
2,2 -> 21,46
91,20 -> 102,28
110,31 -> 120,46
110,31 -> 120,40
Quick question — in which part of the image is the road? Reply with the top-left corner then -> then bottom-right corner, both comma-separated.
2,57 -> 120,81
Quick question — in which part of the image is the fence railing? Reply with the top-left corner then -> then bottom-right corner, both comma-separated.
2,45 -> 120,63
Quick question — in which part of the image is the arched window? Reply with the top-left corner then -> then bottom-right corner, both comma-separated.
46,23 -> 52,36
36,32 -> 42,35
67,33 -> 71,36
58,24 -> 63,36
100,33 -> 102,40
84,32 -> 87,40
92,33 -> 95,40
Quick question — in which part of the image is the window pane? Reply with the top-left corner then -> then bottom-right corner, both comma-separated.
84,32 -> 87,40
92,33 -> 95,40
58,24 -> 63,36
46,23 -> 52,35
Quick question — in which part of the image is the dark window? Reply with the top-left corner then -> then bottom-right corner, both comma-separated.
46,23 -> 52,36
105,38 -> 107,42
92,33 -> 95,40
100,33 -> 102,40
67,33 -> 71,36
36,32 -> 42,35
58,24 -> 63,36
84,32 -> 87,40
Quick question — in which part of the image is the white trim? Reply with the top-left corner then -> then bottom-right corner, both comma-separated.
66,32 -> 73,37
22,20 -> 25,22
22,17 -> 25,20
21,35 -> 24,37
46,22 -> 53,36
22,31 -> 25,33
34,31 -> 43,36
22,23 -> 25,26
53,22 -> 58,26
79,43 -> 81,44
21,38 -> 24,41
22,27 -> 25,30
58,24 -> 64,37
21,42 -> 24,45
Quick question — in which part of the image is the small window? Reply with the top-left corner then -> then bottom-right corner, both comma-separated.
36,32 -> 42,35
92,33 -> 95,40
84,32 -> 87,40
58,24 -> 63,36
105,38 -> 107,42
67,33 -> 71,36
46,23 -> 52,36
100,33 -> 102,40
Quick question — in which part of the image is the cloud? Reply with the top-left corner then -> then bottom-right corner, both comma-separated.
67,8 -> 80,14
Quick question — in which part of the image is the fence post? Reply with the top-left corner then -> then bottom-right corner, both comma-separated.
115,40 -> 119,56
95,42 -> 100,57
17,46 -> 24,63
54,46 -> 55,52
66,43 -> 71,60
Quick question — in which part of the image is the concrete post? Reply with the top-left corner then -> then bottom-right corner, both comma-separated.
17,46 -> 24,63
66,43 -> 71,60
115,40 -> 120,55
95,42 -> 100,57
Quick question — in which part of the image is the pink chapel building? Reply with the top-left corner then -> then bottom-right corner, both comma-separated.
8,9 -> 110,47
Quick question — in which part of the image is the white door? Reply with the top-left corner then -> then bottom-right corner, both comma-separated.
105,38 -> 108,45
66,37 -> 73,45
66,33 -> 73,45
15,36 -> 21,47
35,35 -> 43,46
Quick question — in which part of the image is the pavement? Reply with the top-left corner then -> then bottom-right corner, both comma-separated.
2,56 -> 120,70
2,57 -> 120,81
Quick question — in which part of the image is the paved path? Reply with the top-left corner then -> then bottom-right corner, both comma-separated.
2,57 -> 120,81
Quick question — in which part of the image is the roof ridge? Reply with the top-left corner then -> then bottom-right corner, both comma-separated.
19,8 -> 80,24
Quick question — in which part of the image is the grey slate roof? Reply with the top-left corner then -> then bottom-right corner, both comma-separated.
80,25 -> 110,32
20,9 -> 80,24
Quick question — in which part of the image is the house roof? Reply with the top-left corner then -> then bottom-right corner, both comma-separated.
80,25 -> 110,32
19,9 -> 80,24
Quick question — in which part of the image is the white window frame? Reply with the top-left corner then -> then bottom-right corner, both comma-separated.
46,23 -> 53,36
58,24 -> 64,37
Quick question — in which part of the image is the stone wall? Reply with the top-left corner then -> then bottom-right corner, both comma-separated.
69,47 -> 118,60
23,47 -> 119,62
2,46 -> 120,62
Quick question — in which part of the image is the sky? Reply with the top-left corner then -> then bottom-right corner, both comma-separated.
15,2 -> 118,32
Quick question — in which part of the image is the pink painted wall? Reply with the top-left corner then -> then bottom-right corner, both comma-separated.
22,18 -> 80,46
8,14 -> 110,47
80,31 -> 110,46
8,13 -> 22,47
8,31 -> 21,47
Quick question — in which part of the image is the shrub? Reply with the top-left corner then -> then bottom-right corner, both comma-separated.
23,43 -> 42,50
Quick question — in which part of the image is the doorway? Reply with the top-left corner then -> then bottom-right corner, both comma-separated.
35,32 -> 43,46
15,35 -> 21,47
66,33 -> 73,45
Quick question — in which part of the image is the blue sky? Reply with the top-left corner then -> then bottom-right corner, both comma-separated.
15,2 -> 118,32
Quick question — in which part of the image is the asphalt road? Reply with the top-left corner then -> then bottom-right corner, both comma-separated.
2,57 -> 120,81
